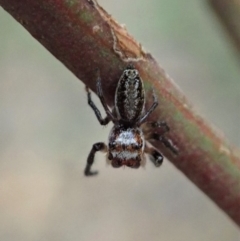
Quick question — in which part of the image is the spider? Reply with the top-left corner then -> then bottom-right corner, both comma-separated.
84,65 -> 178,176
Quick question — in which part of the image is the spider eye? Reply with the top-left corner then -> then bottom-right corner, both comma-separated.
108,153 -> 113,160
112,159 -> 122,168
132,142 -> 143,150
109,141 -> 116,149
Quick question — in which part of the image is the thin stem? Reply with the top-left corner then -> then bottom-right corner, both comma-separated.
0,0 -> 240,226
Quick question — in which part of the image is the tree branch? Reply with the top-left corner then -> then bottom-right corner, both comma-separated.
208,0 -> 240,58
0,0 -> 240,226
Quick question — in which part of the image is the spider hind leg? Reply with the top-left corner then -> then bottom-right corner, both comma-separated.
86,87 -> 111,125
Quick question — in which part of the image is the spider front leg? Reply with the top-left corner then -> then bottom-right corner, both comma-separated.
145,144 -> 164,167
151,133 -> 178,155
84,142 -> 107,176
145,120 -> 178,155
143,121 -> 178,155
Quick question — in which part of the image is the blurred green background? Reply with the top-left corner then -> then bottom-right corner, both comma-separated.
0,0 -> 239,240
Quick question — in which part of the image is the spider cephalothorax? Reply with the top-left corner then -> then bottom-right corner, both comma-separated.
108,125 -> 144,168
84,65 -> 177,176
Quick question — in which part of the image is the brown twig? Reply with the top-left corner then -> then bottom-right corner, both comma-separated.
208,0 -> 240,58
0,0 -> 240,226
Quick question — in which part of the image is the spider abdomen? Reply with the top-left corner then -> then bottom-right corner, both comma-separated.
115,68 -> 145,122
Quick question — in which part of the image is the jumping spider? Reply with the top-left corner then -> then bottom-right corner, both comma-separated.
84,65 -> 177,176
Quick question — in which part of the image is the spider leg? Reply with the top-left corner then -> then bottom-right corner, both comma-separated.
151,133 -> 178,155
146,120 -> 178,155
143,120 -> 170,141
86,86 -> 110,125
145,121 -> 169,135
96,76 -> 117,123
147,120 -> 170,131
137,89 -> 158,125
84,142 -> 107,176
145,144 -> 164,167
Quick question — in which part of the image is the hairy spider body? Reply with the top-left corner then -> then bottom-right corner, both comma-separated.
108,125 -> 144,168
115,68 -> 144,122
84,65 -> 177,176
